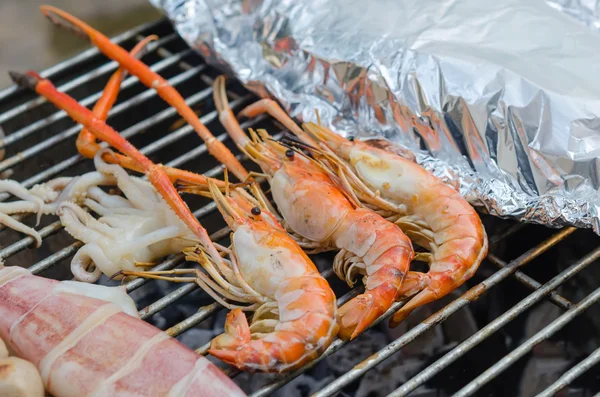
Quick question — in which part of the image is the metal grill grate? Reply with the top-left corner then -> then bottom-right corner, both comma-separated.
0,19 -> 599,397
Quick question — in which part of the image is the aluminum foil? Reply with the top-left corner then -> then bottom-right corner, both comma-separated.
150,0 -> 600,233
547,0 -> 600,30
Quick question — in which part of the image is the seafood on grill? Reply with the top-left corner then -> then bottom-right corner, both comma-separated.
0,150 -> 196,283
9,5 -> 412,342
0,335 -> 45,397
123,178 -> 339,372
210,76 -> 414,340
238,99 -> 489,327
10,9 -> 249,297
10,18 -> 339,369
0,265 -> 247,397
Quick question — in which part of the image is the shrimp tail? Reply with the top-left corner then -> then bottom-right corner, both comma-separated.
389,272 -> 451,327
208,309 -> 309,373
338,258 -> 406,340
209,308 -> 252,354
210,275 -> 338,373
333,208 -> 413,340
390,233 -> 488,327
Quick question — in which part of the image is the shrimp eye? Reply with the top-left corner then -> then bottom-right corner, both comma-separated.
251,206 -> 261,216
285,149 -> 295,159
348,136 -> 355,142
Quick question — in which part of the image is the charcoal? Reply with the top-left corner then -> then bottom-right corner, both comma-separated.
354,357 -> 433,397
385,304 -> 444,358
329,330 -> 389,376
523,301 -> 562,342
175,328 -> 215,351
519,356 -> 570,397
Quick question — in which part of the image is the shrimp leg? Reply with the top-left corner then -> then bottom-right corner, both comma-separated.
73,33 -> 222,188
40,5 -> 248,182
76,35 -> 156,160
10,71 -> 224,270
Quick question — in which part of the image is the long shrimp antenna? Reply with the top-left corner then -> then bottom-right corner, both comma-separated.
224,168 -> 230,198
280,136 -> 321,153
277,138 -> 362,208
280,132 -> 321,151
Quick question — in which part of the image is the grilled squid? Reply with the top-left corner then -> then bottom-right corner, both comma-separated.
0,150 -> 196,283
0,265 -> 246,397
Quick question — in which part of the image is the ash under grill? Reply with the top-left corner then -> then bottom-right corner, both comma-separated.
0,19 -> 599,397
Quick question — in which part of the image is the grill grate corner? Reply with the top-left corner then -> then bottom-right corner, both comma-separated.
0,19 -> 599,397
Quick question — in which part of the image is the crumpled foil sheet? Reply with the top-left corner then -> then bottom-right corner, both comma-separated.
150,0 -> 600,233
547,0 -> 600,30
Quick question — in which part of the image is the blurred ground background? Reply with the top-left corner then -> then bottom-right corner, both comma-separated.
0,0 -> 161,89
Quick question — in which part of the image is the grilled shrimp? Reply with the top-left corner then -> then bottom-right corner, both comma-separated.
238,100 -> 488,327
213,77 -> 414,340
125,180 -> 338,372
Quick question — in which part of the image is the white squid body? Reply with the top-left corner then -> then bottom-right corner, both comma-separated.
0,266 -> 246,397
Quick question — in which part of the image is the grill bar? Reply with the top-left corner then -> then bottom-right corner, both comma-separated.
487,253 -> 573,310
0,18 -> 598,397
538,346 -> 600,397
454,285 -> 600,396
167,303 -> 219,337
28,241 -> 84,275
388,244 -> 600,397
0,19 -> 163,103
312,227 -> 576,397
